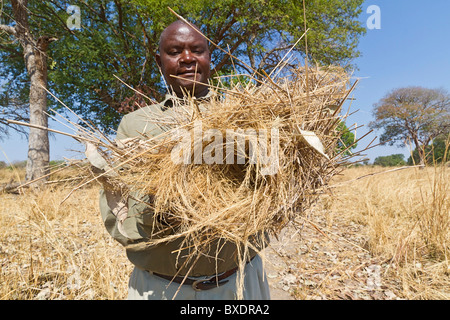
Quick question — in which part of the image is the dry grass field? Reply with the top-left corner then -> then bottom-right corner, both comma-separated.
0,164 -> 448,300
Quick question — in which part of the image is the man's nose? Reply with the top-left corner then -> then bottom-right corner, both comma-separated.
180,49 -> 196,64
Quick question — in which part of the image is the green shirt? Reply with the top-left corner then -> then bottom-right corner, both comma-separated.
99,93 -> 268,277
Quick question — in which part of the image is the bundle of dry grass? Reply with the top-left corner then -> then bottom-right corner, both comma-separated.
91,64 -> 358,261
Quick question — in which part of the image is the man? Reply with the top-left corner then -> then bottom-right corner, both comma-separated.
156,19 -> 211,99
97,20 -> 270,300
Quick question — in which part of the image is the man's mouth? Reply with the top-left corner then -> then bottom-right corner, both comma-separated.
177,69 -> 199,78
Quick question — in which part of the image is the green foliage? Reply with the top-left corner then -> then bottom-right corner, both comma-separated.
336,121 -> 357,156
373,154 -> 406,167
49,160 -> 65,167
408,137 -> 450,165
5,160 -> 27,170
1,0 -> 366,133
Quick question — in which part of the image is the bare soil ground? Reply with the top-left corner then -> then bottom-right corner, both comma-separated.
264,209 -> 400,300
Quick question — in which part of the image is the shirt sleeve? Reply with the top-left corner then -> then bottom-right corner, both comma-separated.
115,114 -> 130,141
99,188 -> 130,246
99,187 -> 166,246
98,113 -> 168,247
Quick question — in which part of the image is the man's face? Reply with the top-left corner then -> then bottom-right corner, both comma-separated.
156,23 -> 211,98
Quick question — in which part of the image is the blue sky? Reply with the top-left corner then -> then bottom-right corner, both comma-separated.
349,0 -> 450,161
1,0 -> 450,164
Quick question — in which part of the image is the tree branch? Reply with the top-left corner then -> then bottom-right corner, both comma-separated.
37,1 -> 77,36
0,24 -> 17,37
213,37 -> 246,72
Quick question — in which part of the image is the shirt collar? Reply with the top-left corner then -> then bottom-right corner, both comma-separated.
161,90 -> 214,110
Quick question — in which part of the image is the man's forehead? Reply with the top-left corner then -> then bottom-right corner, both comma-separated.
159,21 -> 207,48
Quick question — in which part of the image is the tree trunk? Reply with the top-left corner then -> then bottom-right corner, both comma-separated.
24,39 -> 50,182
412,135 -> 426,166
10,0 -> 56,185
417,146 -> 426,166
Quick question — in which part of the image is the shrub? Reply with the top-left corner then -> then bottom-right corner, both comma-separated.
374,154 -> 406,167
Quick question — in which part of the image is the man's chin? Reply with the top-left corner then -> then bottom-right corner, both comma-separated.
173,82 -> 207,98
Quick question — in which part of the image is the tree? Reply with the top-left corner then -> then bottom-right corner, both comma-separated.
0,0 -> 57,184
408,136 -> 450,165
50,0 -> 366,130
131,0 -> 366,73
373,154 -> 406,167
1,0 -> 366,182
369,87 -> 450,166
3,0 -> 366,128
